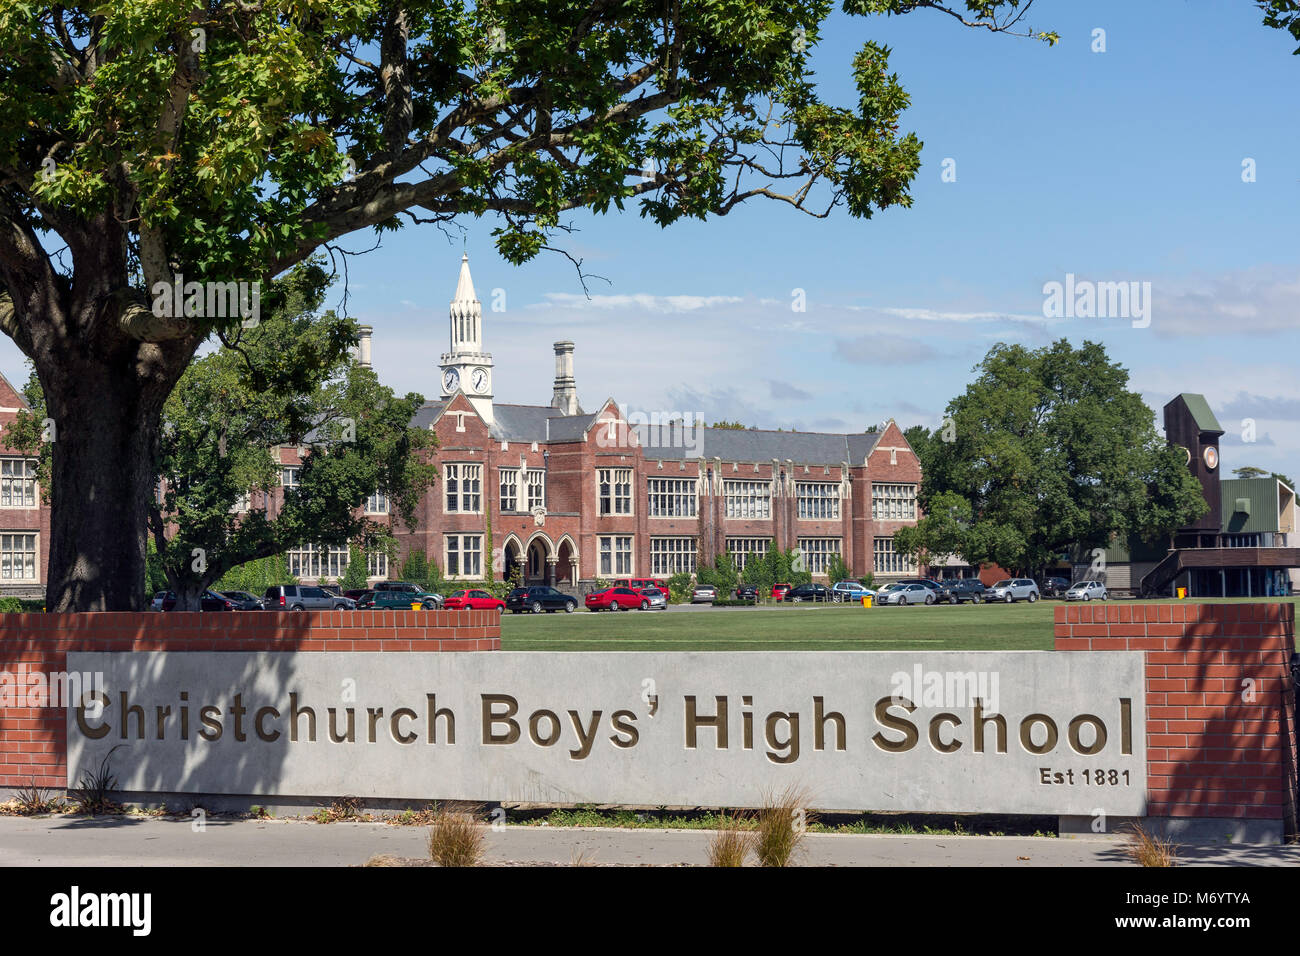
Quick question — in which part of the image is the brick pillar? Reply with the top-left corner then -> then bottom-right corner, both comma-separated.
1055,602 -> 1297,843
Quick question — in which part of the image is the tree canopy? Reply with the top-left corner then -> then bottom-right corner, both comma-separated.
895,340 -> 1208,575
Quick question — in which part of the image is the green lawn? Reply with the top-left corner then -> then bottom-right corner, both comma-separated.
499,596 -> 1300,652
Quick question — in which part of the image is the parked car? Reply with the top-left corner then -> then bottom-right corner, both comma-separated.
987,579 -> 1040,603
317,582 -> 342,597
880,583 -> 936,606
1038,576 -> 1071,598
221,590 -> 265,610
898,578 -> 945,595
585,586 -> 645,612
614,577 -> 671,598
735,584 -> 760,602
507,586 -> 577,614
443,589 -> 506,611
784,583 -> 832,603
360,590 -> 441,610
162,590 -> 235,611
771,583 -> 792,601
938,579 -> 986,605
150,590 -> 168,611
263,584 -> 359,611
691,585 -> 717,604
830,581 -> 876,603
638,588 -> 668,610
1065,580 -> 1108,601
343,589 -> 370,601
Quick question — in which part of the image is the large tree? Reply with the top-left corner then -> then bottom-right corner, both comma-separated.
896,340 -> 1207,576
0,1 -> 1056,610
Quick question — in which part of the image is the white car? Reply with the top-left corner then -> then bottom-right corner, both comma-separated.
1065,580 -> 1108,601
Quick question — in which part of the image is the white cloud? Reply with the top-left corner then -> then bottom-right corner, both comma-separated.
533,292 -> 743,313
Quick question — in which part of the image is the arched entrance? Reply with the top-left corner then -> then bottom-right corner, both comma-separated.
502,537 -> 523,587
525,535 -> 552,585
556,536 -> 578,587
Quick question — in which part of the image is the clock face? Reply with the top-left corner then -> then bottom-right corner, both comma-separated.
1203,445 -> 1219,471
471,367 -> 489,393
442,368 -> 460,392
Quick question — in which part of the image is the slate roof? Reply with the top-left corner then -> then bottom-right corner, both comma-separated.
643,426 -> 883,465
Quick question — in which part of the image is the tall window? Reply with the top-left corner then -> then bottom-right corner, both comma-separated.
650,537 -> 696,575
599,535 -> 633,576
873,536 -> 916,574
647,478 -> 697,518
724,480 -> 770,519
0,459 -> 37,508
797,537 -> 841,575
499,468 -> 519,511
796,482 -> 840,520
726,537 -> 770,570
367,552 -> 388,578
0,533 -> 37,580
446,534 -> 483,577
280,466 -> 300,488
598,468 -> 632,515
365,490 -> 389,514
526,469 -> 546,511
230,492 -> 252,514
287,543 -> 349,579
444,463 -> 482,513
872,483 -> 916,521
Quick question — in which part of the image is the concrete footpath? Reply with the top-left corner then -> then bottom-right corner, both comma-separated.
1,816 -> 1298,866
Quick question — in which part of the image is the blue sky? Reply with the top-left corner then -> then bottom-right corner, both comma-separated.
7,0 -> 1297,474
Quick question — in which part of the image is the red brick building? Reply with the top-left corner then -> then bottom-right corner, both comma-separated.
0,371 -> 47,599
359,254 -> 925,590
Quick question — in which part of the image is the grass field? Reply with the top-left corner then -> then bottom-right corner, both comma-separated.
499,596 -> 1300,652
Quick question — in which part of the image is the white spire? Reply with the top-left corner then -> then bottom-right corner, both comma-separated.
449,253 -> 482,353
453,252 -> 477,304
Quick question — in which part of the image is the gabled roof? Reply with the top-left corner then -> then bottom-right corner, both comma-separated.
1175,393 -> 1224,435
643,426 -> 882,465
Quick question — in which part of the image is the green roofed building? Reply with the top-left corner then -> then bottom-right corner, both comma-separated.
1084,394 -> 1299,597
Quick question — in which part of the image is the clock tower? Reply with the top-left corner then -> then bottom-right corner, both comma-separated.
439,253 -> 494,425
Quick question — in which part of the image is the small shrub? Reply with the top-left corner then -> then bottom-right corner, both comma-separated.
249,805 -> 272,819
12,778 -> 62,815
753,786 -> 815,867
570,849 -> 596,867
1122,823 -> 1178,867
427,809 -> 486,866
314,796 -> 366,823
706,813 -> 754,867
70,745 -> 124,816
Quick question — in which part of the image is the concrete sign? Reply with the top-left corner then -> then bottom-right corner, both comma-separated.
67,651 -> 1147,815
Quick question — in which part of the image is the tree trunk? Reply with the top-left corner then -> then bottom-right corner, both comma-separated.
39,325 -> 194,612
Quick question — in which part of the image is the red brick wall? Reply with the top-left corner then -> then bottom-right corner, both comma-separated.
1055,602 -> 1297,831
0,610 -> 500,790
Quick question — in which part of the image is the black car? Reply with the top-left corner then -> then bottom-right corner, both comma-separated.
1038,577 -> 1070,598
898,578 -> 945,594
506,586 -> 578,614
783,583 -> 832,603
938,579 -> 986,605
161,590 -> 234,611
221,590 -> 265,610
735,584 -> 759,602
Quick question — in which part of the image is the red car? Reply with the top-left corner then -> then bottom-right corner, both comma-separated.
614,577 -> 670,598
442,589 -> 506,611
772,583 -> 792,601
585,586 -> 646,611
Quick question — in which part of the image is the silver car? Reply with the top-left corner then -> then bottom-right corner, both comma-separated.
881,583 -> 934,606
691,585 -> 717,604
987,579 -> 1040,603
638,588 -> 668,610
1065,580 -> 1108,601
831,581 -> 876,603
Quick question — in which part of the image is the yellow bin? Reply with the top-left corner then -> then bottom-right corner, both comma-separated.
411,601 -> 422,610
862,595 -> 872,608
1175,587 -> 1186,599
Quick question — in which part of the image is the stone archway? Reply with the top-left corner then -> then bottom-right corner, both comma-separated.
556,536 -> 578,587
502,536 -> 523,588
524,533 -> 554,585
